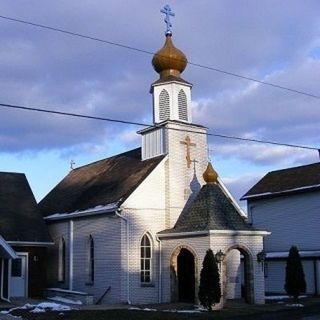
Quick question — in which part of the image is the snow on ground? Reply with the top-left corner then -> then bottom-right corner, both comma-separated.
0,302 -> 74,315
129,306 -> 204,313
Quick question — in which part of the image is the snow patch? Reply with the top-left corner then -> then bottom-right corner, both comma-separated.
265,295 -> 307,300
1,302 -> 74,315
285,303 -> 304,307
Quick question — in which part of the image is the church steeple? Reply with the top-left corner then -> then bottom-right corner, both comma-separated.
150,5 -> 193,124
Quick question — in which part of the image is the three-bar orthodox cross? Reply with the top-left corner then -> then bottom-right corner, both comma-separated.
160,5 -> 175,35
180,136 -> 196,168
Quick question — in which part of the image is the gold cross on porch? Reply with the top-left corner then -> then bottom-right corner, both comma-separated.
180,136 -> 196,168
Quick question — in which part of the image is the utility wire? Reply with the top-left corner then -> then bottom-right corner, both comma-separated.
0,102 -> 318,152
1,14 -> 320,100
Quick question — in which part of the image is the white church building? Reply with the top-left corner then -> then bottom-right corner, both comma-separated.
39,11 -> 269,306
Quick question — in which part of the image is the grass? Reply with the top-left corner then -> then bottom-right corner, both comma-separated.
9,297 -> 320,320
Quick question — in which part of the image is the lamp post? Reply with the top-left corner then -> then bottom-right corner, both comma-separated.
257,250 -> 266,272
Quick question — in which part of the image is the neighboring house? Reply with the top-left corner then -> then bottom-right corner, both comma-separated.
241,162 -> 320,295
39,30 -> 268,305
0,172 -> 52,301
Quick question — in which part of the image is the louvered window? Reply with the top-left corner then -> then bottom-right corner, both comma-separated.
159,89 -> 170,121
178,89 -> 188,121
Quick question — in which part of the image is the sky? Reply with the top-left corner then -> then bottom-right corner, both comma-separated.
0,0 -> 319,206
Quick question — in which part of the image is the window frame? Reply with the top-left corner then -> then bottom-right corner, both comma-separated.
87,235 -> 95,284
140,234 -> 153,284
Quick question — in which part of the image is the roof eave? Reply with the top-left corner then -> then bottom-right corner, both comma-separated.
158,229 -> 270,239
241,184 -> 320,201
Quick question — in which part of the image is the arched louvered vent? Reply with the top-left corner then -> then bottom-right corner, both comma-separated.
178,89 -> 188,121
159,89 -> 170,121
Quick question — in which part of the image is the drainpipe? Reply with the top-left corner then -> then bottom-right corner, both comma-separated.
115,209 -> 131,305
69,220 -> 74,291
1,259 -> 10,303
155,235 -> 162,303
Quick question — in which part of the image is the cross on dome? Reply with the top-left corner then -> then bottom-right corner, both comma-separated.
161,5 -> 175,36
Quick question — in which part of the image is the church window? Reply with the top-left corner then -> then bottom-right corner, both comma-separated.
87,235 -> 95,283
178,89 -> 188,121
58,237 -> 66,282
140,234 -> 152,283
159,89 -> 170,121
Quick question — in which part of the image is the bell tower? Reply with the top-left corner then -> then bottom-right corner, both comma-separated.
138,6 -> 208,227
151,34 -> 192,124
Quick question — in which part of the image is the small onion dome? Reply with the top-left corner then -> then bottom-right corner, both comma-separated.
203,162 -> 218,184
152,35 -> 187,79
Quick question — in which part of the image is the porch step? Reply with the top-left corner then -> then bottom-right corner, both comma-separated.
45,288 -> 94,305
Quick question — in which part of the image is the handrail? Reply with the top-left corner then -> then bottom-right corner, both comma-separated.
95,286 -> 111,305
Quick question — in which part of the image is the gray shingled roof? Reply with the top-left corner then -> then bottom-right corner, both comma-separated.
0,172 -> 52,242
39,148 -> 165,216
242,162 -> 320,200
159,183 -> 255,234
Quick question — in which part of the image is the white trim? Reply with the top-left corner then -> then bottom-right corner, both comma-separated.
158,229 -> 270,238
1,259 -> 10,302
115,210 -> 131,304
209,230 -> 270,236
0,236 -> 17,259
217,177 -> 247,218
45,206 -> 117,221
7,241 -> 53,247
242,183 -> 320,200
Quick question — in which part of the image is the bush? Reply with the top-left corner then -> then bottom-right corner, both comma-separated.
284,246 -> 306,301
198,249 -> 221,311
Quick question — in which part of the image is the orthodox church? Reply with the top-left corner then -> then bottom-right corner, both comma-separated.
39,10 -> 269,306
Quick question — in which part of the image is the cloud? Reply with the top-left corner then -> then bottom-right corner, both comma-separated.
0,0 -> 319,170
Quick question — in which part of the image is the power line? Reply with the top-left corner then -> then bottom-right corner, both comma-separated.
1,15 -> 320,100
0,102 -> 318,152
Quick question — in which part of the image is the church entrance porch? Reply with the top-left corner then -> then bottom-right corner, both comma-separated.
170,245 -> 198,303
223,246 -> 254,304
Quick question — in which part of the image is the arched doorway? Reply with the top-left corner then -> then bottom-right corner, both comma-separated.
170,245 -> 198,303
177,248 -> 195,302
223,246 -> 254,304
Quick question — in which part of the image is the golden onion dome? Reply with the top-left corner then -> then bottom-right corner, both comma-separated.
152,35 -> 187,79
203,162 -> 218,184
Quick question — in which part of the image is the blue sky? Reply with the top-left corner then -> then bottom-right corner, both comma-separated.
0,0 -> 319,204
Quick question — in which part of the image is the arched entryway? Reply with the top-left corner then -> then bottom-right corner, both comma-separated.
170,245 -> 198,303
223,245 -> 254,304
177,249 -> 195,302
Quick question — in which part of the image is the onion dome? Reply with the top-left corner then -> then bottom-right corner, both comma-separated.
203,162 -> 218,184
152,35 -> 187,79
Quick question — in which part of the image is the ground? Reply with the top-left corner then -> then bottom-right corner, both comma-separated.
3,297 -> 320,320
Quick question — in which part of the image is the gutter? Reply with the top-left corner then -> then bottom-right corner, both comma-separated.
155,235 -> 162,303
158,229 -> 270,238
115,209 -> 131,305
69,220 -> 74,291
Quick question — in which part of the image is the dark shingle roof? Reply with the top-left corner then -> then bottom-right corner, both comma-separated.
0,172 -> 52,242
159,183 -> 255,234
242,162 -> 320,200
39,148 -> 165,216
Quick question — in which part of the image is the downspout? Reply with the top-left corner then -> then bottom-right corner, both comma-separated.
155,235 -> 162,303
1,259 -> 10,303
115,209 -> 131,304
69,220 -> 74,291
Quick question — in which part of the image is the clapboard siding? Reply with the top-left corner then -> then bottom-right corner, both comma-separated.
265,260 -> 315,294
248,191 -> 320,251
72,215 -> 122,304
